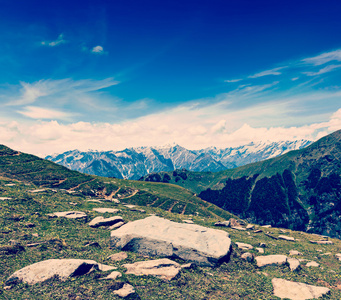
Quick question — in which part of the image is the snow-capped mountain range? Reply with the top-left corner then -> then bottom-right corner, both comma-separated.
46,140 -> 312,180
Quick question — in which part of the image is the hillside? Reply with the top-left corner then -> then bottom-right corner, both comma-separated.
0,144 -> 237,221
46,140 -> 311,180
1,175 -> 341,299
142,130 -> 341,238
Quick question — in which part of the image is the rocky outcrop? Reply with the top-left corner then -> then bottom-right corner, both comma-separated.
272,278 -> 330,300
110,216 -> 231,266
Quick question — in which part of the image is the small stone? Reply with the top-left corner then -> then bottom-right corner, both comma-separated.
235,242 -> 253,250
181,263 -> 194,269
255,255 -> 287,267
231,226 -> 246,231
256,248 -> 264,254
107,252 -> 128,262
253,229 -> 262,233
214,221 -> 230,227
108,221 -> 125,230
278,235 -> 295,242
47,211 -> 87,220
246,224 -> 254,230
114,283 -> 136,298
306,261 -> 319,267
287,258 -> 300,271
309,240 -> 333,245
259,243 -> 266,248
183,219 -> 194,224
241,252 -> 254,262
229,218 -> 241,227
4,285 -> 12,290
335,253 -> 341,261
261,225 -> 272,228
103,271 -> 122,280
32,233 -> 39,237
93,208 -> 119,214
289,250 -> 302,256
89,216 -> 124,228
98,263 -> 117,272
24,223 -> 35,228
84,242 -> 101,248
123,259 -> 181,281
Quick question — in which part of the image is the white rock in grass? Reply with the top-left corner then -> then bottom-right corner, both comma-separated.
289,250 -> 303,256
255,255 -> 287,267
6,259 -> 97,285
111,216 -> 231,266
103,271 -> 122,280
287,258 -> 300,271
93,208 -> 119,213
306,261 -> 319,267
335,253 -> 341,261
123,258 -> 181,281
114,283 -> 136,298
47,211 -> 87,219
272,278 -> 330,300
278,235 -> 295,242
235,242 -> 253,250
89,216 -> 124,228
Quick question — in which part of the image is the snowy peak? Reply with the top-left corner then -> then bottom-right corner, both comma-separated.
46,140 -> 312,179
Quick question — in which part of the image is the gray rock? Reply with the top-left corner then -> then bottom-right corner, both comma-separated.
261,225 -> 272,228
89,216 -> 124,228
123,258 -> 181,281
214,221 -> 230,227
103,271 -> 122,280
287,258 -> 300,271
108,221 -> 125,230
110,216 -> 231,266
306,261 -> 319,267
272,278 -> 330,300
231,226 -> 246,231
259,243 -> 266,248
256,255 -> 287,267
309,240 -> 333,245
335,253 -> 341,261
278,235 -> 295,241
93,208 -> 119,213
0,197 -> 12,200
246,224 -> 255,230
183,219 -> 194,224
256,248 -> 264,254
241,252 -> 254,262
107,252 -> 128,262
235,242 -> 253,250
47,211 -> 87,219
98,263 -> 117,271
289,250 -> 303,256
114,283 -> 136,298
6,259 -> 98,285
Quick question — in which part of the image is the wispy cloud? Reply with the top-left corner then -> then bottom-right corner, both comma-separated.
303,64 -> 341,76
91,45 -> 104,54
248,67 -> 286,78
224,79 -> 242,83
41,34 -> 66,47
302,49 -> 341,66
17,106 -> 73,120
6,78 -> 119,106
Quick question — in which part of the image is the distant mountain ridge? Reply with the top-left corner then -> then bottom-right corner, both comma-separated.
46,140 -> 312,180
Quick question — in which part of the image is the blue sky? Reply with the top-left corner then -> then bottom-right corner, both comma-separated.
1,0 -> 341,155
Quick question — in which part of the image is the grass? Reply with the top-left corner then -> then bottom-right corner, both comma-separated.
1,177 -> 341,299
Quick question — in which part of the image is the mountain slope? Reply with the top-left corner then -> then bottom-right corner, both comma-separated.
142,130 -> 341,238
0,144 -> 236,221
46,140 -> 311,180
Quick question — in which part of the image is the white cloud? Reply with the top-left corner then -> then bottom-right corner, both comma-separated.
303,64 -> 341,76
17,106 -> 72,120
41,34 -> 66,47
249,67 -> 286,78
302,49 -> 341,66
224,79 -> 242,83
91,45 -> 104,53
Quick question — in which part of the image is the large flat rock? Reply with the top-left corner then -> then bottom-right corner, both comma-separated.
6,259 -> 98,285
110,216 -> 231,266
272,278 -> 330,300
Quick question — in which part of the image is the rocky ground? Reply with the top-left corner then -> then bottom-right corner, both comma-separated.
1,177 -> 341,299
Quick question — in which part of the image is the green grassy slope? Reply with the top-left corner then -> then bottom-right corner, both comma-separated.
1,176 -> 341,299
0,144 -> 235,220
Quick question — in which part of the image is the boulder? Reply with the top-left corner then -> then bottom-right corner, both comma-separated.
123,258 -> 181,281
272,278 -> 330,300
235,242 -> 253,250
255,255 -> 287,267
6,259 -> 98,285
89,216 -> 124,228
110,216 -> 231,266
287,258 -> 300,271
47,211 -> 87,219
278,235 -> 295,242
93,208 -> 119,213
